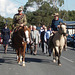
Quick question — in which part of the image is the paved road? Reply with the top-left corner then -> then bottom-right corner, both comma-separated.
0,45 -> 75,75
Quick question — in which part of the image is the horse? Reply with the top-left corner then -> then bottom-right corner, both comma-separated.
12,26 -> 30,66
48,23 -> 67,66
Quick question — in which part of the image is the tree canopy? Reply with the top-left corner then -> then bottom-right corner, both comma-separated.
0,16 -> 13,31
28,0 -> 64,8
24,1 -> 75,26
0,0 -> 75,29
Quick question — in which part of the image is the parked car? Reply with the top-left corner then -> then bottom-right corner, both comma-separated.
67,35 -> 73,43
67,35 -> 74,46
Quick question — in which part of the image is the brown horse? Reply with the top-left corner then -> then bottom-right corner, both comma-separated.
12,26 -> 30,66
48,23 -> 67,66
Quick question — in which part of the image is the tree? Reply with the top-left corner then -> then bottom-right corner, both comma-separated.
28,0 -> 64,8
0,15 -> 13,30
24,2 -> 58,26
23,0 -> 75,26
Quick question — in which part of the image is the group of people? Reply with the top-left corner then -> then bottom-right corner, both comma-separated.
40,25 -> 52,56
1,6 -> 65,55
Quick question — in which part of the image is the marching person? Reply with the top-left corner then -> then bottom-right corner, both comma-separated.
44,27 -> 47,54
40,25 -> 46,53
30,26 -> 40,55
1,24 -> 10,54
29,25 -> 33,54
44,27 -> 52,56
13,6 -> 27,29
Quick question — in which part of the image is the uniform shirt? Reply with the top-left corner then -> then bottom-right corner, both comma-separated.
13,13 -> 27,27
44,30 -> 52,41
51,18 -> 63,31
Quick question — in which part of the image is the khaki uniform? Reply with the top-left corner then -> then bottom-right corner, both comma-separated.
13,13 -> 27,27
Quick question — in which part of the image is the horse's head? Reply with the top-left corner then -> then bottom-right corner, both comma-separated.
22,26 -> 30,43
58,23 -> 66,35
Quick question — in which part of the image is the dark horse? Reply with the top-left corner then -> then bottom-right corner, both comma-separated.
12,26 -> 30,66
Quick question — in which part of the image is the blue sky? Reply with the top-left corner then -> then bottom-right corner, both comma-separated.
59,0 -> 75,11
0,0 -> 75,18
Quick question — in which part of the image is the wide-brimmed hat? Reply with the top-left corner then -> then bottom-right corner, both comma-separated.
18,6 -> 23,11
52,13 -> 59,16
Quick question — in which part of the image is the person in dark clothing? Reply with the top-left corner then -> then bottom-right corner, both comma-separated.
1,24 -> 10,54
40,25 -> 46,52
51,13 -> 63,32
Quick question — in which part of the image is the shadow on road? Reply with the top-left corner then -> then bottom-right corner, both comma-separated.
25,57 -> 57,66
0,58 -> 5,63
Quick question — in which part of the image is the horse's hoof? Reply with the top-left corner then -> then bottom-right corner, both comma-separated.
22,64 -> 25,67
64,49 -> 67,51
53,60 -> 56,63
20,60 -> 22,62
58,64 -> 62,66
56,56 -> 58,60
18,62 -> 20,64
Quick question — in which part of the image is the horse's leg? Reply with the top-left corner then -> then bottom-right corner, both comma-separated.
55,46 -> 59,65
64,36 -> 67,51
55,49 -> 58,61
16,50 -> 19,61
22,43 -> 26,66
18,49 -> 21,64
53,48 -> 56,63
20,51 -> 22,62
22,51 -> 25,66
58,47 -> 63,66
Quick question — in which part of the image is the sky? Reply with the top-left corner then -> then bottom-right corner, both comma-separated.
0,0 -> 75,18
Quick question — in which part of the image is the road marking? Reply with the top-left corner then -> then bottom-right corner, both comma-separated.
61,56 -> 74,63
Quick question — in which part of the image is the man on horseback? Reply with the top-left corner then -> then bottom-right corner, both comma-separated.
12,6 -> 27,47
13,6 -> 27,30
51,13 -> 63,32
11,7 -> 30,66
49,13 -> 67,56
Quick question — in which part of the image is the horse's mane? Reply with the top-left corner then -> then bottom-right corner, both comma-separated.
12,26 -> 31,49
26,27 -> 31,34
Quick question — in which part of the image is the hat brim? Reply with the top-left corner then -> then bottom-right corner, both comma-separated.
52,14 -> 59,16
18,9 -> 23,11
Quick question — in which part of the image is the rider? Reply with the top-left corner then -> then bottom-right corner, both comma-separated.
12,6 -> 27,47
51,13 -> 63,33
49,13 -> 67,53
13,6 -> 27,30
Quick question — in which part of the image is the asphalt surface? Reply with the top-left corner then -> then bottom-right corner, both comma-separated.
0,45 -> 75,75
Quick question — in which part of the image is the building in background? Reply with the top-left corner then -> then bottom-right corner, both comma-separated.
64,21 -> 75,35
